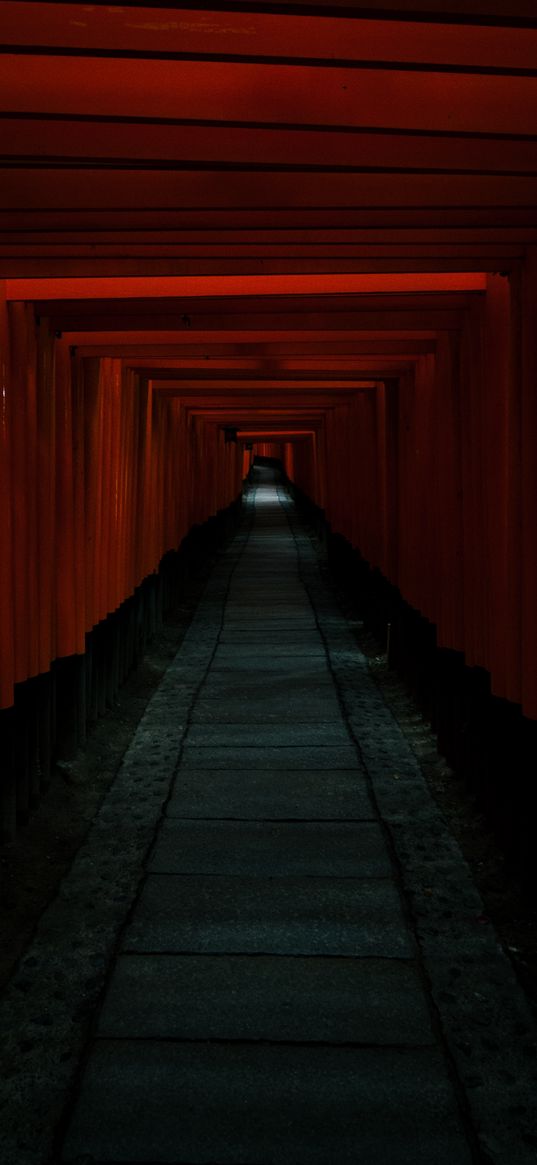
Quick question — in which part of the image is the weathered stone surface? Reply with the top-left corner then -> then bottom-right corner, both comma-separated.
148,819 -> 393,877
181,744 -> 360,769
166,768 -> 373,820
124,874 -> 413,956
184,720 -> 350,747
62,1042 -> 472,1165
98,953 -> 434,1043
7,473 -> 537,1165
190,692 -> 342,721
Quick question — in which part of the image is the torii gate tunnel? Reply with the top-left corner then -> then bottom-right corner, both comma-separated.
1,0 -> 537,880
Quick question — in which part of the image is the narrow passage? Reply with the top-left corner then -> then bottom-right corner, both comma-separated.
55,468 -> 535,1164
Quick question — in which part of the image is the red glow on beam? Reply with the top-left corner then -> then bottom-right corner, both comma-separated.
5,273 -> 487,302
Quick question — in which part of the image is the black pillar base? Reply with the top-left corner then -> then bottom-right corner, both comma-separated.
288,486 -> 537,895
1,493 -> 243,843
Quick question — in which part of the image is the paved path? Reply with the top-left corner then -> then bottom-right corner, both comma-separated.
5,468 -> 536,1165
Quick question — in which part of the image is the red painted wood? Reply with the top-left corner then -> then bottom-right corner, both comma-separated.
1,2 -> 536,725
3,55 -> 536,136
519,252 -> 537,717
0,283 -> 15,708
3,4 -> 536,69
54,340 -> 77,659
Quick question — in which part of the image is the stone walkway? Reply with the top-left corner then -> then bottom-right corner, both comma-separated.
2,468 -> 537,1164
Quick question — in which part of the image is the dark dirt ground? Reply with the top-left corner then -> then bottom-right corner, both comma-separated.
331,590 -> 537,1020
374,640 -> 537,1011
0,561 -> 215,992
1,524 -> 536,1026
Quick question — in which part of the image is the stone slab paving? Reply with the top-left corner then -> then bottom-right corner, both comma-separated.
190,694 -> 342,721
2,469 -> 537,1165
148,819 -> 393,877
184,721 -> 350,746
219,635 -> 322,647
97,953 -> 433,1043
206,657 -> 334,676
122,873 -> 412,956
62,1042 -> 472,1165
180,744 -> 360,768
61,473 -> 474,1163
166,768 -> 376,819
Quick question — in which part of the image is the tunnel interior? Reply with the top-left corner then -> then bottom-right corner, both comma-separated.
2,1 -> 537,887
